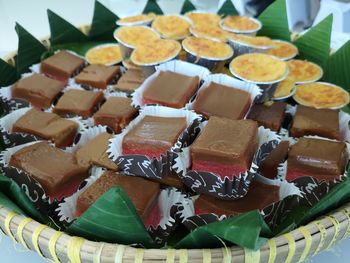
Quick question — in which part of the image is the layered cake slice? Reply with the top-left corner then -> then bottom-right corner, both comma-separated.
247,101 -> 287,131
195,180 -> 280,216
93,97 -> 138,133
40,50 -> 85,81
287,137 -> 347,182
191,116 -> 258,180
53,89 -> 104,118
122,116 -> 187,159
9,142 -> 88,200
12,108 -> 78,147
12,74 -> 64,109
76,132 -> 118,171
76,171 -> 160,222
290,105 -> 340,140
75,64 -> 120,89
192,82 -> 251,120
143,71 -> 199,108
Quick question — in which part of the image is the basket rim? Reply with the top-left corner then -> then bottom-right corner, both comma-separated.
2,27 -> 350,263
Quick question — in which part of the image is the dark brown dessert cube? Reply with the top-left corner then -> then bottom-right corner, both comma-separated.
41,51 -> 85,80
259,141 -> 289,179
143,71 -> 199,108
12,108 -> 78,147
76,171 -> 160,219
191,117 -> 258,180
76,132 -> 118,171
75,64 -> 120,89
290,105 -> 340,140
9,142 -> 88,199
53,89 -> 104,118
11,74 -> 64,109
93,97 -> 138,133
247,101 -> 287,131
114,68 -> 146,93
122,116 -> 187,159
195,180 -> 280,216
287,137 -> 348,182
192,82 -> 251,119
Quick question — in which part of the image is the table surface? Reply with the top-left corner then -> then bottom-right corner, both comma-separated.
0,0 -> 350,262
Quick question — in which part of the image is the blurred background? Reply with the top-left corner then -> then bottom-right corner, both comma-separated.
0,0 -> 350,262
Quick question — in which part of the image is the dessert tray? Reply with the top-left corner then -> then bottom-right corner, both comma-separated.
1,0 -> 350,262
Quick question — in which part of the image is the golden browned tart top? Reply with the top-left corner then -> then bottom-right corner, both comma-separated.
190,24 -> 229,42
116,13 -> 156,26
228,33 -> 273,48
222,15 -> 260,32
130,39 -> 181,65
267,40 -> 298,60
85,44 -> 122,66
185,12 -> 221,26
287,59 -> 323,83
230,53 -> 288,83
294,82 -> 350,109
152,15 -> 191,39
114,26 -> 159,48
182,36 -> 233,59
273,76 -> 295,99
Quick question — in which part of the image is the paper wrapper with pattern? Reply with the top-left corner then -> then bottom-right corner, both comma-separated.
173,125 -> 281,200
107,105 -> 202,180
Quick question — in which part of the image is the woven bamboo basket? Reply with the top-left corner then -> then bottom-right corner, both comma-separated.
2,27 -> 350,263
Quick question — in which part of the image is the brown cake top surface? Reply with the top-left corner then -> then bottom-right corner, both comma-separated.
114,68 -> 146,93
291,105 -> 340,139
53,89 -> 104,117
195,180 -> 280,215
247,101 -> 287,131
75,64 -> 120,89
191,116 -> 258,164
123,115 -> 187,151
288,137 -> 347,175
77,171 -> 160,218
192,82 -> 251,119
41,51 -> 85,77
76,132 -> 118,171
94,97 -> 136,118
12,108 -> 78,147
143,71 -> 199,108
12,74 -> 64,108
9,142 -> 87,196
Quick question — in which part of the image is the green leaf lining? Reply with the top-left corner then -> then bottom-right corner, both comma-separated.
89,1 -> 119,41
218,0 -> 239,16
294,14 -> 333,66
180,0 -> 196,14
0,59 -> 18,87
143,0 -> 163,15
257,0 -> 290,41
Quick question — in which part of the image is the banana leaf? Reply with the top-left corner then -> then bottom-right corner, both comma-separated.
218,0 -> 239,16
143,0 -> 163,15
257,0 -> 290,41
180,0 -> 196,14
294,14 -> 333,66
0,59 -> 18,87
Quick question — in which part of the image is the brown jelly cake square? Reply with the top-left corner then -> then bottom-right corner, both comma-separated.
192,82 -> 251,119
191,116 -> 258,180
40,51 -> 85,81
114,68 -> 146,93
247,101 -> 287,131
122,116 -> 187,159
143,71 -> 199,108
12,108 -> 78,147
195,180 -> 280,216
9,142 -> 88,200
287,137 -> 347,182
76,171 -> 160,221
53,89 -> 104,118
93,97 -> 138,133
290,105 -> 340,140
11,74 -> 64,109
75,64 -> 120,89
76,132 -> 118,171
